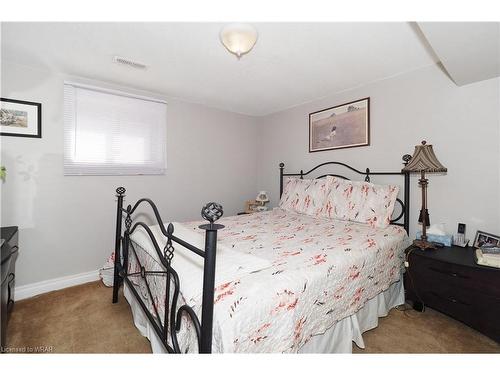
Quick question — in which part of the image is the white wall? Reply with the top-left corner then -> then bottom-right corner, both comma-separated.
257,64 -> 500,239
1,61 -> 258,287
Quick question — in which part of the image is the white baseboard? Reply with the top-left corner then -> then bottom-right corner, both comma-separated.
15,270 -> 101,301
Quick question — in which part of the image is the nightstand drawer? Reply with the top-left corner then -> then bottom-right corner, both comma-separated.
422,288 -> 475,325
409,253 -> 500,298
409,255 -> 468,287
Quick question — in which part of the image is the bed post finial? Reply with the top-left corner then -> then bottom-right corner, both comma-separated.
112,187 -> 126,304
116,186 -> 126,196
198,202 -> 224,353
402,154 -> 412,166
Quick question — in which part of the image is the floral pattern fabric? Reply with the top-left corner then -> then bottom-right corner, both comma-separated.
319,176 -> 400,229
128,208 -> 409,353
279,177 -> 331,216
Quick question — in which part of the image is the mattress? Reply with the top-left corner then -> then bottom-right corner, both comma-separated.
127,208 -> 410,353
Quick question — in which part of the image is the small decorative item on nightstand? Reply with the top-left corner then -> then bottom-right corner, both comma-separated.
473,230 -> 500,248
255,191 -> 269,212
452,223 -> 469,247
242,200 -> 259,214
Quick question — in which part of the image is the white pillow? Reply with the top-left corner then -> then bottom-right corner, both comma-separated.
279,177 -> 331,215
319,176 -> 399,228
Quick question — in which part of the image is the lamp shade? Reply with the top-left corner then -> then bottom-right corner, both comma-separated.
255,191 -> 269,203
402,140 -> 447,173
220,23 -> 258,59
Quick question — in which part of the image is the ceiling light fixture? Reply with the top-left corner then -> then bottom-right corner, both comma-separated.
219,23 -> 258,59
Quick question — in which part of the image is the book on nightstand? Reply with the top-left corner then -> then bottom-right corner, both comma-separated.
475,247 -> 500,268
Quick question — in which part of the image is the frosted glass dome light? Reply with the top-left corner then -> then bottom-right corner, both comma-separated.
220,23 -> 258,59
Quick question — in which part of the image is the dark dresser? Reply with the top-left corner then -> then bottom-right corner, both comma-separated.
1,226 -> 19,352
404,244 -> 500,343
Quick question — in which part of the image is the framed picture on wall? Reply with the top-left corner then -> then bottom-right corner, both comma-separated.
0,98 -> 42,138
309,97 -> 369,152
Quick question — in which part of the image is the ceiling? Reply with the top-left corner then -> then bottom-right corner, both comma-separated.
418,22 -> 500,86
1,22 -> 440,116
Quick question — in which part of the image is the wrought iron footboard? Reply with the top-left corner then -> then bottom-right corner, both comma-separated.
111,187 -> 224,353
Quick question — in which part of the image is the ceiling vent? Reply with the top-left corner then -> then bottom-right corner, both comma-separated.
113,56 -> 147,70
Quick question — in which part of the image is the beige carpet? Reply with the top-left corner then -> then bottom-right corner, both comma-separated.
5,281 -> 499,353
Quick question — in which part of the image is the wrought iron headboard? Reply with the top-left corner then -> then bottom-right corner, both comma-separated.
279,155 -> 412,233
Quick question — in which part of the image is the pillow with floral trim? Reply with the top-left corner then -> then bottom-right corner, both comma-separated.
320,176 -> 399,228
279,177 -> 331,215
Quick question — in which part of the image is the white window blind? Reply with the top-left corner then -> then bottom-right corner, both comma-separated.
64,83 -> 167,175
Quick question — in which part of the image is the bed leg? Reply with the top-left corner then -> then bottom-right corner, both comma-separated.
199,227 -> 219,353
112,187 -> 126,303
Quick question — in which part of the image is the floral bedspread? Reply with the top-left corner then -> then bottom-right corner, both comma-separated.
127,208 -> 409,353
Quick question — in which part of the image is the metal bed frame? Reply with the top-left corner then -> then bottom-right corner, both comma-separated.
111,189 -> 224,353
111,154 -> 412,354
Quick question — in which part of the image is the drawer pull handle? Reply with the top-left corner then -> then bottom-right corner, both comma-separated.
447,296 -> 471,306
430,292 -> 471,306
429,267 -> 468,279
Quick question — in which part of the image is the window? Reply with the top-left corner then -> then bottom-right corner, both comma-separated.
64,82 -> 167,175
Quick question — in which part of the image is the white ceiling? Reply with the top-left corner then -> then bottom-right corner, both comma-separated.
1,22 -> 439,116
418,22 -> 500,86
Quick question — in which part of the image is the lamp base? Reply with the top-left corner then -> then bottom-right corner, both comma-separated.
413,239 -> 436,250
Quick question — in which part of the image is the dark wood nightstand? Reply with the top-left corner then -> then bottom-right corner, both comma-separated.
1,226 -> 19,352
404,244 -> 500,343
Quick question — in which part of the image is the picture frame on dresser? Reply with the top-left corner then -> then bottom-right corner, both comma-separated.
0,98 -> 42,138
473,230 -> 500,248
309,97 -> 370,153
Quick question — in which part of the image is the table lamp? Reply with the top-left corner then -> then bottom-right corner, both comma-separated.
402,140 -> 447,250
255,191 -> 270,211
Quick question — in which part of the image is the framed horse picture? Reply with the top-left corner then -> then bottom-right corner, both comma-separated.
309,97 -> 369,152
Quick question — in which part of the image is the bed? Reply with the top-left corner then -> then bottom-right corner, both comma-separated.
111,156 -> 412,353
